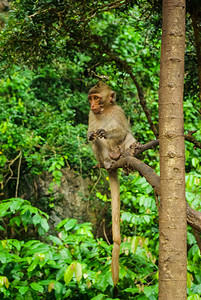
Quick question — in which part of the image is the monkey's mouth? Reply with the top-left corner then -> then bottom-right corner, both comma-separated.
92,109 -> 102,114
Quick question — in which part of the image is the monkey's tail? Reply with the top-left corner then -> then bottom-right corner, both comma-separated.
108,170 -> 121,286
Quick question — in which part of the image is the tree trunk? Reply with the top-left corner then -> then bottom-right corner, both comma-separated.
158,0 -> 186,299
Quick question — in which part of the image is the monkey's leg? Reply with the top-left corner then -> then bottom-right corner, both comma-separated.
93,139 -> 114,169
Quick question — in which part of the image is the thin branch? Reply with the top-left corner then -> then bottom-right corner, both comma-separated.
90,70 -> 109,80
88,0 -> 135,18
15,151 -> 22,198
134,139 -> 159,156
91,34 -> 159,138
103,219 -> 111,245
5,151 -> 22,186
184,133 -> 201,149
128,135 -> 201,156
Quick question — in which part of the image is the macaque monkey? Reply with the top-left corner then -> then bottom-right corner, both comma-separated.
87,82 -> 136,286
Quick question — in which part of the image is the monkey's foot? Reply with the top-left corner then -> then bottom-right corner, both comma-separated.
125,142 -> 143,156
109,151 -> 121,160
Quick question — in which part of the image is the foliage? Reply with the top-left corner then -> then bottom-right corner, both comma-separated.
0,198 -> 49,238
0,65 -> 96,197
0,198 -> 158,299
0,192 -> 201,299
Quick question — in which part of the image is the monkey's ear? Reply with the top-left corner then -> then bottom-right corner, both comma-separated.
110,91 -> 116,104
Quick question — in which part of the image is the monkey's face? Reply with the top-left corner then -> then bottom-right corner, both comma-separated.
88,93 -> 104,114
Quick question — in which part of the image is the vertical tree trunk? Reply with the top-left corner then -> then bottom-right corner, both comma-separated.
158,0 -> 187,299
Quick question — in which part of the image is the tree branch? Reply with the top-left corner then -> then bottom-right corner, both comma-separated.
130,134 -> 201,157
89,0 -> 135,17
111,156 -> 201,232
184,132 -> 201,149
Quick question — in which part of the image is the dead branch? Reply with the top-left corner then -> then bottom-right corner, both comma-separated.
90,70 -> 109,80
185,133 -> 201,149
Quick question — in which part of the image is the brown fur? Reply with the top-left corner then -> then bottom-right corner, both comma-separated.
87,82 -> 136,286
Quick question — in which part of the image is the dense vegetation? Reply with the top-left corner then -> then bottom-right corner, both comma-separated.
0,0 -> 201,299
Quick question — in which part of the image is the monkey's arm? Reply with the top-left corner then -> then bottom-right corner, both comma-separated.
101,127 -> 127,141
88,127 -> 127,143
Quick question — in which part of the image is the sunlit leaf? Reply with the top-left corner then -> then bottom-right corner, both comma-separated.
75,262 -> 82,283
64,263 -> 75,285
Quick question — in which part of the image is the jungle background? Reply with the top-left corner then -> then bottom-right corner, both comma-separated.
0,0 -> 201,299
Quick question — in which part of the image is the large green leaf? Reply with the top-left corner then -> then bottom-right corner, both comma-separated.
64,263 -> 76,285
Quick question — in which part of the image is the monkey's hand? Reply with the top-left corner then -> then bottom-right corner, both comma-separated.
96,129 -> 107,139
88,131 -> 97,141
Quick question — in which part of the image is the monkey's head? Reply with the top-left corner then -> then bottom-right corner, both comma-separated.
88,82 -> 116,114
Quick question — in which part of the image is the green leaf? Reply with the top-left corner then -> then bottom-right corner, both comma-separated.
64,219 -> 77,231
193,283 -> 201,294
0,202 -> 10,217
11,239 -> 22,251
192,158 -> 199,168
56,219 -> 68,229
0,276 -> 9,288
131,236 -> 138,254
9,198 -> 24,212
30,282 -> 44,293
59,248 -> 72,261
32,214 -> 42,226
0,253 -> 7,263
38,280 -> 52,285
28,258 -> 40,273
52,170 -> 63,180
38,218 -> 49,235
75,262 -> 82,283
91,294 -> 106,300
18,286 -> 29,295
187,272 -> 193,289
49,235 -> 63,245
187,232 -> 196,245
10,216 -> 21,227
56,265 -> 67,281
187,295 -> 200,300
64,263 -> 76,285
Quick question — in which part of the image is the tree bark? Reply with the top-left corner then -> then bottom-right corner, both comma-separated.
158,1 -> 186,299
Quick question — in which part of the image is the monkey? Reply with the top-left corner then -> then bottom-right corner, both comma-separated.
87,82 -> 136,286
